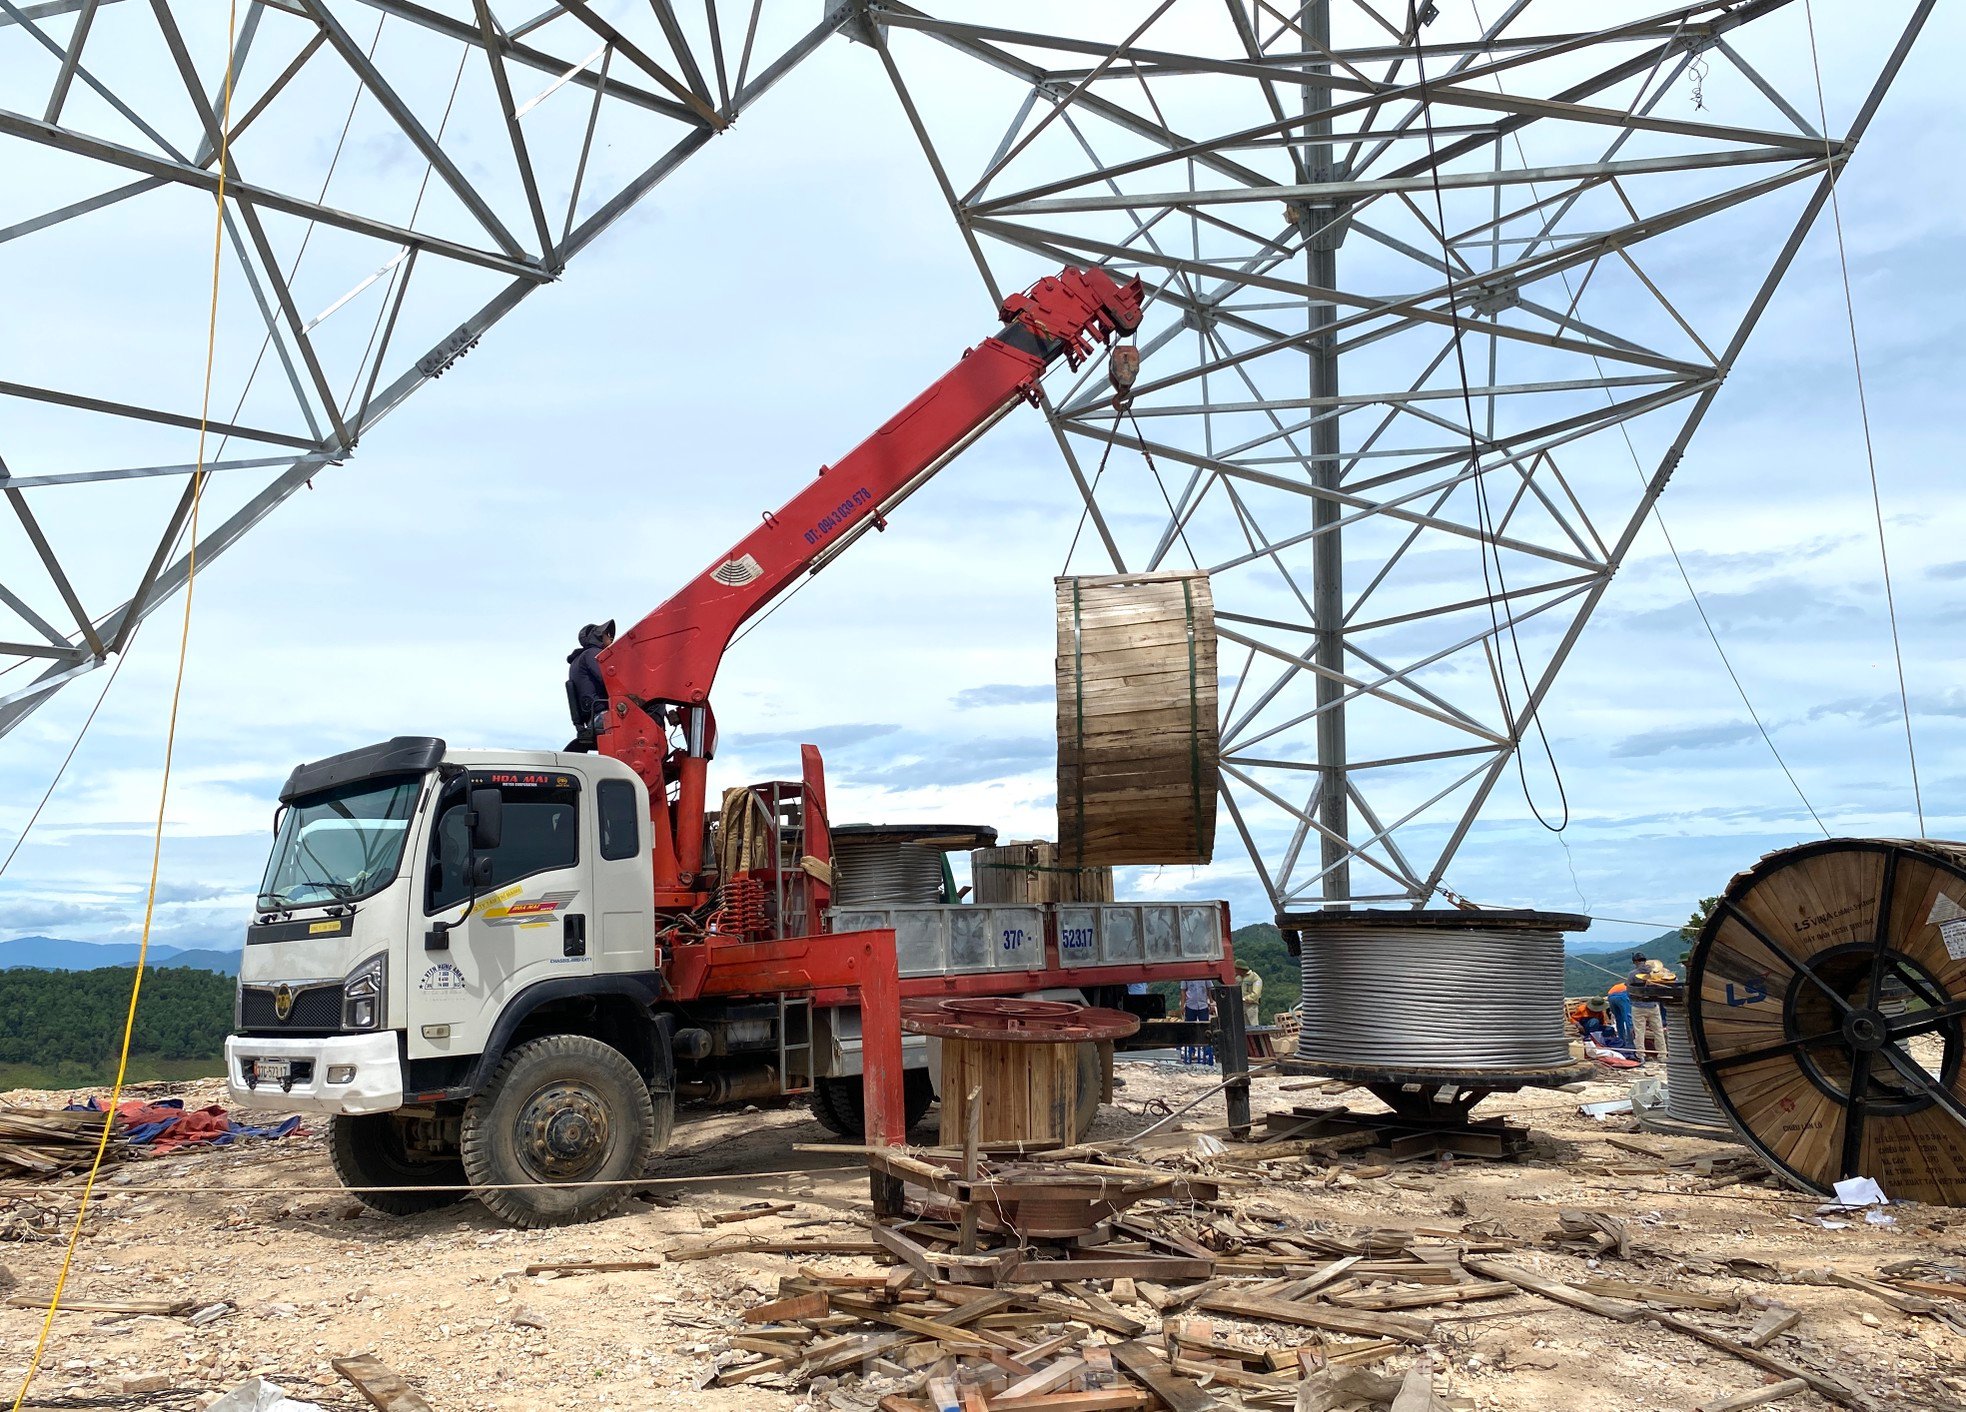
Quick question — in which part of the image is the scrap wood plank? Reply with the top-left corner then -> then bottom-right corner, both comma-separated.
1575,1276 -> 1738,1313
525,1257 -> 665,1275
990,1392 -> 1148,1412
1165,1318 -> 1269,1363
1694,1379 -> 1811,1412
1194,1290 -> 1431,1344
1010,1256 -> 1213,1283
1743,1307 -> 1802,1349
1059,1281 -> 1143,1334
1111,1339 -> 1219,1412
711,1201 -> 798,1224
331,1355 -> 433,1412
1467,1261 -> 1871,1411
1644,1311 -> 1875,1412
1008,1291 -> 1146,1337
1329,1281 -> 1514,1312
5,1295 -> 190,1316
669,1238 -> 881,1261
714,1354 -> 797,1387
745,1292 -> 830,1324
800,1331 -> 918,1378
1460,1259 -> 1644,1322
1167,1355 -> 1296,1390
999,1356 -> 1086,1400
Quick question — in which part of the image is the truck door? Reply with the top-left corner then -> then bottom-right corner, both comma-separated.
409,768 -> 592,1060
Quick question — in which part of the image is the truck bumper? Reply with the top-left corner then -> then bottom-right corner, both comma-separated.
225,1032 -> 403,1116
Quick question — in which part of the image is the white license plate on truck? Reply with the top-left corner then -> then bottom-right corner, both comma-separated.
251,1058 -> 291,1083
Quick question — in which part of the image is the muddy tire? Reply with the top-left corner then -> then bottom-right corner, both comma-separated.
460,1034 -> 654,1228
810,1070 -> 935,1138
328,1113 -> 465,1216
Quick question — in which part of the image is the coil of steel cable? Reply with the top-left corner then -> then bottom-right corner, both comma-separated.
833,835 -> 945,906
1294,911 -> 1581,1070
1662,1001 -> 1734,1131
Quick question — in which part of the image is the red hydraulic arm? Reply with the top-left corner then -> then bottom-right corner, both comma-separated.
596,267 -> 1144,905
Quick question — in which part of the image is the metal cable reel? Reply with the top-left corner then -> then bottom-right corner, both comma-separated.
1688,839 -> 1966,1205
1277,910 -> 1593,1159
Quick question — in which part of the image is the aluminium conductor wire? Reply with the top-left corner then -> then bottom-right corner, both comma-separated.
1297,920 -> 1571,1070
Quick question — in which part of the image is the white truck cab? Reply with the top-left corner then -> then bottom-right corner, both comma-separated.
228,736 -> 669,1225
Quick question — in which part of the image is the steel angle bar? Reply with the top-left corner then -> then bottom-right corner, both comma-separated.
1215,624 -> 1508,747
977,147 -> 1813,219
0,454 -> 328,489
0,581 -> 71,650
345,0 -> 691,119
1220,762 -> 1419,897
0,108 -> 547,281
469,0 -> 555,262
554,0 -> 725,129
301,0 -> 526,258
0,378 -> 319,451
4,488 -> 103,657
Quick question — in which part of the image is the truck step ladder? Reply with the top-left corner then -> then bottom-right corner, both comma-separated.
778,994 -> 814,1095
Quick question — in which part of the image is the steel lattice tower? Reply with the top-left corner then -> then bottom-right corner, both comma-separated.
0,1 -> 1937,922
862,0 -> 1934,916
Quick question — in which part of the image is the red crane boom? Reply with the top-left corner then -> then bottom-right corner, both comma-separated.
594,267 -> 1144,907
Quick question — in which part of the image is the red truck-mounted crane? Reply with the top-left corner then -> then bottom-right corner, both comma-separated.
226,268 -> 1241,1227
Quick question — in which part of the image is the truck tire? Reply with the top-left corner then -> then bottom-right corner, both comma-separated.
809,1070 -> 935,1138
460,1034 -> 655,1228
327,1113 -> 466,1216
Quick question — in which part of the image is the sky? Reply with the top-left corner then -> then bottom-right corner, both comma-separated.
2,1 -> 1963,960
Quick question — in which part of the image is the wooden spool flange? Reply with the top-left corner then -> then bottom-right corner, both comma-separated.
1688,838 -> 1966,1205
902,998 -> 1140,1148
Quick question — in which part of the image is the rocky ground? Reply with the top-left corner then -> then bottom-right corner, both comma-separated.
0,1058 -> 1961,1412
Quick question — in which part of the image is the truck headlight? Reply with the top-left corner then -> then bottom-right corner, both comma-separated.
342,953 -> 385,1031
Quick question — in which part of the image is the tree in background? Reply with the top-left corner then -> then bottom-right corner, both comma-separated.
1680,896 -> 1720,966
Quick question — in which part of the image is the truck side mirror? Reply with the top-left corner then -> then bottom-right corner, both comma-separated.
468,787 -> 503,851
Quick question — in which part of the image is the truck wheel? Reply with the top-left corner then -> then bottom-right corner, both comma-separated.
460,1034 -> 654,1228
810,1070 -> 935,1137
327,1113 -> 465,1216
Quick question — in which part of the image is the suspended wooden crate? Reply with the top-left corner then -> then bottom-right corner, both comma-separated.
1055,571 -> 1218,867
970,840 -> 1114,905
1688,838 -> 1966,1206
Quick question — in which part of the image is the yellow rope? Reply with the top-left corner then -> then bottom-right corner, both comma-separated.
9,5 -> 237,1404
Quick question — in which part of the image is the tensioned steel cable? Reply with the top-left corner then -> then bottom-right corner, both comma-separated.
1405,4 -> 1571,834
1802,0 -> 1923,835
1297,918 -> 1572,1069
1460,0 -> 1831,840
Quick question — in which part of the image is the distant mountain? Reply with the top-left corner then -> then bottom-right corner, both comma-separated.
152,947 -> 241,977
0,936 -> 237,975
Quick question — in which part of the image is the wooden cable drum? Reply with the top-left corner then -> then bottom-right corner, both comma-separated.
902,999 -> 1138,1146
1055,571 -> 1218,867
1688,838 -> 1966,1205
970,840 -> 1113,904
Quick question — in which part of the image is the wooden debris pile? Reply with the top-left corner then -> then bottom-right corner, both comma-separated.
0,1104 -> 120,1179
687,1144 -> 1939,1412
703,1148 -> 1528,1410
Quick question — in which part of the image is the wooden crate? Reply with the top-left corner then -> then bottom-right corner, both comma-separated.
971,841 -> 1114,904
1055,571 -> 1218,867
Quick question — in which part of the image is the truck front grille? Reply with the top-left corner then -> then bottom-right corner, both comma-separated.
240,983 -> 344,1032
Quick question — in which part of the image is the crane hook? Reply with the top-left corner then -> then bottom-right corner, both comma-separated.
1108,343 -> 1141,410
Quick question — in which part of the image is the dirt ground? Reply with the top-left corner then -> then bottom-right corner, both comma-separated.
0,1058 -> 1961,1412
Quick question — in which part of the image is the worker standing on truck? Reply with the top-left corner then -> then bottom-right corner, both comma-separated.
565,619 -> 615,751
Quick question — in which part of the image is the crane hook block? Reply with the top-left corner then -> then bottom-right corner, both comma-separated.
1109,344 -> 1141,406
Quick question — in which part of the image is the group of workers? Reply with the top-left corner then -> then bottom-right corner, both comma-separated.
1571,951 -> 1683,1067
1175,966 -> 1264,1064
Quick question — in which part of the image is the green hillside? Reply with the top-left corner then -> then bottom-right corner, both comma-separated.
0,966 -> 233,1087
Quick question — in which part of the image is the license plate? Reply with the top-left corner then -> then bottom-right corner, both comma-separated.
251,1058 -> 292,1083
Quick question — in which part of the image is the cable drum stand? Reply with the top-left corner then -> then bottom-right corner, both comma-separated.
1270,910 -> 1594,1162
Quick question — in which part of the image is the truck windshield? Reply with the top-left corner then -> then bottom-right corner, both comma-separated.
258,775 -> 423,909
